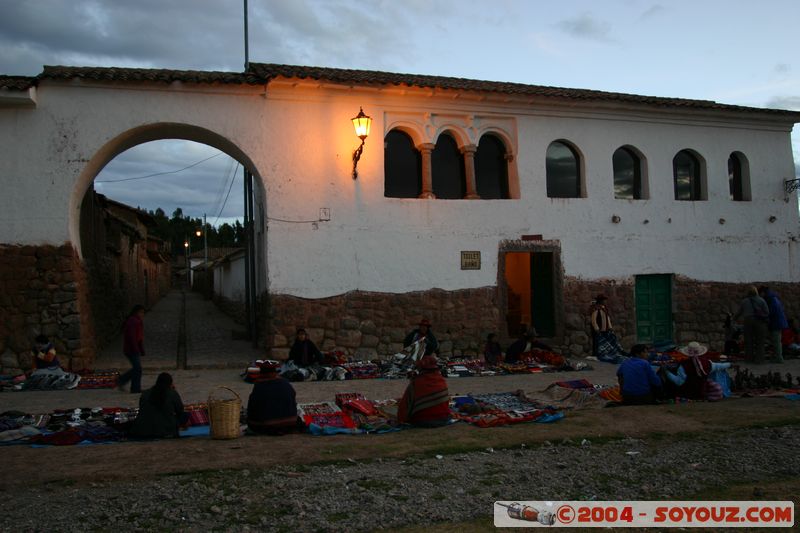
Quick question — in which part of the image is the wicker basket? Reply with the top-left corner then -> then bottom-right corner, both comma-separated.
208,386 -> 242,440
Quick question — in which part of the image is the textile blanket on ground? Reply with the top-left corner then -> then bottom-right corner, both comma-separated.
299,398 -> 402,435
76,370 -> 119,389
21,368 -> 82,390
520,382 -> 615,410
596,331 -> 628,363
451,391 -> 564,427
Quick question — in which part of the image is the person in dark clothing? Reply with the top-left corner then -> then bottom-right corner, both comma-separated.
759,286 -> 788,363
505,327 -> 552,364
118,304 -> 145,393
617,344 -> 661,405
247,360 -> 301,435
483,333 -> 503,366
403,318 -> 439,356
288,328 -> 323,368
397,355 -> 450,427
128,373 -> 186,438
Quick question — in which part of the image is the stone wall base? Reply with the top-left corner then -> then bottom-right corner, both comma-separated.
266,288 -> 500,359
0,243 -> 95,373
267,278 -> 800,359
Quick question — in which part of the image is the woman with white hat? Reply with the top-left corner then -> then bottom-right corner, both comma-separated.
663,342 -> 731,400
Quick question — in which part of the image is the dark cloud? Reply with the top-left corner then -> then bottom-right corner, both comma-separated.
556,13 -> 614,43
766,96 -> 800,110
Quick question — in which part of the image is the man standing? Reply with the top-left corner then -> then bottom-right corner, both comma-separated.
759,286 -> 788,363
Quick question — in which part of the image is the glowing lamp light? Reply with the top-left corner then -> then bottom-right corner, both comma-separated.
351,107 -> 372,179
195,228 -> 202,237
352,107 -> 372,140
183,241 -> 189,249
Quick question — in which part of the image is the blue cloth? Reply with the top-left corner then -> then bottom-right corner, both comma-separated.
708,369 -> 732,398
617,357 -> 662,396
763,290 -> 788,331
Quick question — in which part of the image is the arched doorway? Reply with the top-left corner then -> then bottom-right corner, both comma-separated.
72,123 -> 266,369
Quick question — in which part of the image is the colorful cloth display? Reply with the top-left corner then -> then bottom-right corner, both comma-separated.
76,371 -> 120,389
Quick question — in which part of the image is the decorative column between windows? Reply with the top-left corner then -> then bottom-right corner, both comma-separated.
418,143 -> 436,199
461,144 -> 480,199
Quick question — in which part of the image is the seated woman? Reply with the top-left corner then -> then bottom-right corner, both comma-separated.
289,328 -> 323,368
128,373 -> 187,438
247,360 -> 301,435
617,344 -> 661,405
397,355 -> 450,428
483,333 -> 503,366
25,334 -> 81,390
663,342 -> 731,400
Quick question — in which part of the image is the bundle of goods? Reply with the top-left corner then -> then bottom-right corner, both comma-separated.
76,370 -> 120,389
451,392 -> 563,428
445,358 -> 487,377
184,402 -> 210,426
323,350 -> 347,366
340,361 -> 380,380
498,361 -> 546,374
334,393 -> 399,433
297,402 -> 357,431
0,374 -> 26,391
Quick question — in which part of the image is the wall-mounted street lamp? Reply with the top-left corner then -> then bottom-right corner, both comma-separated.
351,107 -> 372,180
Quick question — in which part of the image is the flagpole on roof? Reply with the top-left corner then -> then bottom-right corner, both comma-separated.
244,0 -> 250,71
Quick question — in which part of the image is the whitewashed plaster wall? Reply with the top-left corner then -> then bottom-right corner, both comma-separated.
213,254 -> 246,301
0,78 -> 797,299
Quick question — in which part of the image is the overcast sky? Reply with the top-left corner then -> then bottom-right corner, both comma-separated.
2,0 -> 798,225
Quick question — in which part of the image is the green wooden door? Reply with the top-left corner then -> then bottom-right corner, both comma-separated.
635,274 -> 672,343
530,252 -> 555,337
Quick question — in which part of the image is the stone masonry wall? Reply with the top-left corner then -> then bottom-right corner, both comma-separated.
268,278 -> 799,361
0,244 -> 95,373
267,288 -> 500,360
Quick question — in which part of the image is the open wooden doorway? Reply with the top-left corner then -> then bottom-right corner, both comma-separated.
503,250 -> 557,338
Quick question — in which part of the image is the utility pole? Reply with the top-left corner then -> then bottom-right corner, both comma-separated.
244,0 -> 249,71
203,213 -> 208,298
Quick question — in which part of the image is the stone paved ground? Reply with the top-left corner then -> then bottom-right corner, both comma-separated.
94,289 -> 264,371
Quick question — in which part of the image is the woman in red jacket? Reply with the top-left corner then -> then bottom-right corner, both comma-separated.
397,355 -> 450,427
118,304 -> 145,393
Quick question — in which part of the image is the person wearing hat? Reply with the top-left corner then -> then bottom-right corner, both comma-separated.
247,360 -> 301,435
505,326 -> 553,364
616,344 -> 661,405
397,355 -> 450,427
663,342 -> 731,400
590,295 -> 612,358
289,328 -> 323,368
403,318 -> 439,356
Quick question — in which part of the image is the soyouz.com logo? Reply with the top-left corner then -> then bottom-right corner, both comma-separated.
494,501 -> 794,528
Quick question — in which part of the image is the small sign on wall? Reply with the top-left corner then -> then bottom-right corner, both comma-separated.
460,251 -> 481,270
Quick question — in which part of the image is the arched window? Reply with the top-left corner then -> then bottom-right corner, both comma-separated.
546,141 -> 581,198
728,152 -> 750,201
431,133 -> 465,199
613,146 -> 643,200
384,129 -> 421,198
475,134 -> 509,199
673,150 -> 704,201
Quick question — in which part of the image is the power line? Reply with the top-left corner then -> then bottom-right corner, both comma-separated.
213,163 -> 241,226
95,152 -> 224,183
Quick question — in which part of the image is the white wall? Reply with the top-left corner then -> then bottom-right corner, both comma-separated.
0,77 -> 797,299
213,254 -> 246,301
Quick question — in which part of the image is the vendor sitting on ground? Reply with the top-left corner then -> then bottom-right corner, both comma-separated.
289,328 -> 323,368
403,318 -> 439,356
32,334 -> 60,369
483,333 -> 504,366
247,360 -> 301,435
617,344 -> 662,405
662,341 -> 731,401
505,327 -> 556,365
397,355 -> 450,428
128,372 -> 187,439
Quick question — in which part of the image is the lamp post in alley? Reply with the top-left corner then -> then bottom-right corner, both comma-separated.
183,239 -> 190,288
195,214 -> 208,297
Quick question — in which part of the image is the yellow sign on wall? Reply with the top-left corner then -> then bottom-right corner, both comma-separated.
461,251 -> 481,270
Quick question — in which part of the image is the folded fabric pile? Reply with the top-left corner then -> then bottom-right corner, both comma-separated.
0,406 -> 136,446
341,361 -> 380,379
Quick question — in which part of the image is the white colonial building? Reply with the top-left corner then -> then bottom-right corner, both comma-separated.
0,64 -> 798,368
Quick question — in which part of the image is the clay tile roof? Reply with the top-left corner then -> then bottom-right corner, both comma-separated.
17,63 -> 799,118
40,65 -> 260,85
0,75 -> 36,91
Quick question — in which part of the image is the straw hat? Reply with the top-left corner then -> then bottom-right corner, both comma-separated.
678,341 -> 708,357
